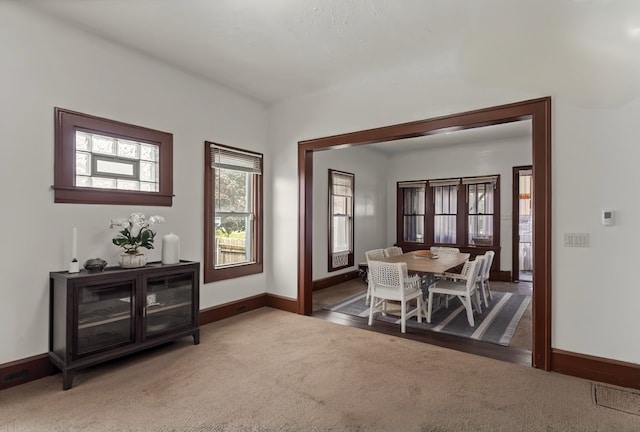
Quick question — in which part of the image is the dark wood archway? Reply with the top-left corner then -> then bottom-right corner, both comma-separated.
298,97 -> 551,370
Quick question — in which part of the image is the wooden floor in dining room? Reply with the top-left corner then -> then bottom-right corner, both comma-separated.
312,277 -> 533,367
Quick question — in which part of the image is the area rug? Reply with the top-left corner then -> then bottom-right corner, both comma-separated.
324,290 -> 531,346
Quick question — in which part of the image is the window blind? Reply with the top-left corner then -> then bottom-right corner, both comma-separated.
210,144 -> 262,174
429,178 -> 460,187
398,181 -> 427,188
332,172 -> 354,197
462,175 -> 498,188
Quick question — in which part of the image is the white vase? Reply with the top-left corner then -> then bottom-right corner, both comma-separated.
119,252 -> 147,268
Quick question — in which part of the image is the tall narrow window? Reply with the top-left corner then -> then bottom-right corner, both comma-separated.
399,181 -> 426,243
328,170 -> 354,272
430,179 -> 460,244
204,142 -> 263,283
464,176 -> 497,246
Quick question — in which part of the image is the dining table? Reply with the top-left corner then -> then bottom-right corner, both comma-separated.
379,251 -> 470,276
379,251 -> 471,306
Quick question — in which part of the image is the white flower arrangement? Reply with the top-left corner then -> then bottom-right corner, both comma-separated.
110,212 -> 164,255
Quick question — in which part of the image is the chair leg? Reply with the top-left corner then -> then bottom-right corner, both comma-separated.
481,281 -> 489,307
474,289 -> 482,314
427,291 -> 434,323
400,300 -> 406,333
365,283 -> 371,306
368,295 -> 375,326
416,297 -> 423,324
486,280 -> 493,301
463,296 -> 475,327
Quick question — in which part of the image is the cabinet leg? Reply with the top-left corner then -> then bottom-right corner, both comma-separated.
62,370 -> 75,391
193,329 -> 200,345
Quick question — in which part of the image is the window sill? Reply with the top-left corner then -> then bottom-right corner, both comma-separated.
52,186 -> 173,206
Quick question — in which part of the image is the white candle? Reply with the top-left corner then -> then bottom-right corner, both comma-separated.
72,227 -> 77,259
162,233 -> 180,264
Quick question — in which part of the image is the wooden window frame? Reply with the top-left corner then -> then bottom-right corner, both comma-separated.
327,169 -> 355,272
203,142 -> 263,283
432,183 -> 460,245
466,180 -> 497,247
53,107 -> 173,206
397,182 -> 427,244
396,175 -> 500,250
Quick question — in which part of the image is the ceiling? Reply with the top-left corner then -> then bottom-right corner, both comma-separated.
19,0 -> 640,107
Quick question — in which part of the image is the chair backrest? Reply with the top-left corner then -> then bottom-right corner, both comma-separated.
482,251 -> 495,280
368,261 -> 410,293
456,260 -> 472,279
430,246 -> 460,255
464,256 -> 484,293
383,246 -> 403,257
365,248 -> 385,263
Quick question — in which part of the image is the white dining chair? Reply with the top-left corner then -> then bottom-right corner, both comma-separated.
426,256 -> 484,327
383,246 -> 403,257
364,248 -> 386,305
429,246 -> 462,279
367,261 -> 424,333
478,250 -> 495,307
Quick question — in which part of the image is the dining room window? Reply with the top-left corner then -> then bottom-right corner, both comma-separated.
464,176 -> 497,246
430,179 -> 460,244
396,175 -> 500,248
398,181 -> 426,243
328,170 -> 354,271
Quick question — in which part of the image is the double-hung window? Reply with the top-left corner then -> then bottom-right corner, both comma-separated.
398,181 -> 426,243
204,142 -> 263,283
430,179 -> 460,244
464,176 -> 497,246
328,170 -> 354,271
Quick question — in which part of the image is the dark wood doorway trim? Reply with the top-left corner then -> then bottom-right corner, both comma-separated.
298,97 -> 552,371
512,165 -> 534,282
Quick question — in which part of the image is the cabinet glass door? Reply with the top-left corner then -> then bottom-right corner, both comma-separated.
76,281 -> 135,357
145,273 -> 193,338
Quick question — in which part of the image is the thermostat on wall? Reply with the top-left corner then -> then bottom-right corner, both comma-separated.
602,210 -> 614,226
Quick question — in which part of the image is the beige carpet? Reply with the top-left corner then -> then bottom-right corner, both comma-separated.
1,308 -> 638,431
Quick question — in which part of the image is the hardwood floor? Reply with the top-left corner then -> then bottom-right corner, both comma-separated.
312,278 -> 533,367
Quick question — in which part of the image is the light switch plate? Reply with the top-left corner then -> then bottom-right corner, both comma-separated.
563,232 -> 589,247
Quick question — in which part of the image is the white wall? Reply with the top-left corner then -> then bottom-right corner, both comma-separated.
386,136 -> 532,272
312,146 -> 388,281
269,63 -> 640,365
0,3 -> 268,364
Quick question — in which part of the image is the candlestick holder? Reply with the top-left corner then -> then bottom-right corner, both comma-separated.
68,258 -> 80,274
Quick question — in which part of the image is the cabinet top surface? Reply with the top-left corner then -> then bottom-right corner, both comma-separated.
50,260 -> 199,279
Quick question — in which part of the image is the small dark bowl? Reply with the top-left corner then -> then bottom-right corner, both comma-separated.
84,258 -> 108,272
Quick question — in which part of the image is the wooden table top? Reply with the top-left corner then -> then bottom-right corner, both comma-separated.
380,251 -> 470,274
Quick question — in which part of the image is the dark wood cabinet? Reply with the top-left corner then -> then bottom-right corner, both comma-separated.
49,261 -> 200,390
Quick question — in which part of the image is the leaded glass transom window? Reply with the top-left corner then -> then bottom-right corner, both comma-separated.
75,131 -> 160,192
